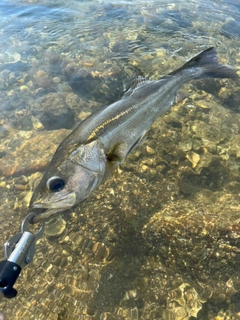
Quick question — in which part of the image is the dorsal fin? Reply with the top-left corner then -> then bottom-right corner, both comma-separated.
134,75 -> 151,87
123,75 -> 151,97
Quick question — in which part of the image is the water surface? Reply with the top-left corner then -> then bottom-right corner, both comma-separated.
0,0 -> 239,319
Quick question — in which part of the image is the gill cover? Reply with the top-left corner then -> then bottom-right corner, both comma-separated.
70,139 -> 106,174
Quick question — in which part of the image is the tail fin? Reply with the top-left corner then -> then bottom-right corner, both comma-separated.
170,47 -> 238,79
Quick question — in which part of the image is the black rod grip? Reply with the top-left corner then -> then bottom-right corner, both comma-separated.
0,260 -> 21,299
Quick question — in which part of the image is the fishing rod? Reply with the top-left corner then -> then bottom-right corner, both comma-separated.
0,213 -> 44,300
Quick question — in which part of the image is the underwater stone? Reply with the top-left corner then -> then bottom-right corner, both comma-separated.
34,70 -> 53,88
179,140 -> 192,152
31,116 -> 44,130
192,136 -> 202,151
186,151 -> 200,168
0,129 -> 69,177
45,216 -> 67,238
37,93 -> 75,130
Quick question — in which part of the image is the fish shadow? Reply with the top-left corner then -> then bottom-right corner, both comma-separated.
88,220 -> 148,317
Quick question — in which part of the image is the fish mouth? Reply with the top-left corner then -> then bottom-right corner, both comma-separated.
29,192 -> 76,224
29,208 -> 64,224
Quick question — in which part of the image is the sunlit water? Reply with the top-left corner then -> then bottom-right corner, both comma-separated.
0,0 -> 239,319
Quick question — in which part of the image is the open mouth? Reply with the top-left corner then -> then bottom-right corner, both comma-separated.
32,192 -> 76,210
29,208 -> 64,224
29,193 -> 76,224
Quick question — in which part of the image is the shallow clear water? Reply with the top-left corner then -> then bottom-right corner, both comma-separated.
0,0 -> 239,319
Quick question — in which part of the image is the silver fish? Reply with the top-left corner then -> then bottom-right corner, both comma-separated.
29,47 -> 238,223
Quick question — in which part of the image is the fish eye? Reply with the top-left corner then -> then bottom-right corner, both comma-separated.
46,176 -> 65,192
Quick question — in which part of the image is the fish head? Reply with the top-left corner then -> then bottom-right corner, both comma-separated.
29,139 -> 106,223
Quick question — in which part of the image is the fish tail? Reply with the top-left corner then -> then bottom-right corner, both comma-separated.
171,47 -> 238,79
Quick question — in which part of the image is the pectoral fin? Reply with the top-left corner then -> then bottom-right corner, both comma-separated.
107,131 -> 147,164
107,142 -> 128,163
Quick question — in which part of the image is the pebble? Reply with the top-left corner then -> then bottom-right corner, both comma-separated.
45,216 -> 67,238
145,145 -> 155,155
31,116 -> 44,130
179,140 -> 192,152
219,153 -> 229,160
141,164 -> 149,172
199,152 -> 213,168
67,256 -> 73,262
0,181 -> 6,188
20,85 -> 29,92
57,83 -> 72,92
156,163 -> 168,173
34,70 -> 53,88
186,151 -> 200,168
22,192 -> 33,207
149,168 -> 157,175
53,77 -> 61,84
192,137 -> 202,151
6,52 -> 21,63
78,111 -> 91,121
15,184 -> 26,191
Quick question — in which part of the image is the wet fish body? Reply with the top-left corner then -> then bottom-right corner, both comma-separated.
29,47 -> 238,223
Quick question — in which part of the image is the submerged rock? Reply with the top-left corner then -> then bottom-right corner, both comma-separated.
0,129 -> 69,177
66,69 -> 103,99
34,70 -> 53,88
45,216 -> 67,239
36,93 -> 75,130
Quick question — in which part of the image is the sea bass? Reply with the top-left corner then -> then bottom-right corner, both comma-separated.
29,47 -> 238,223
